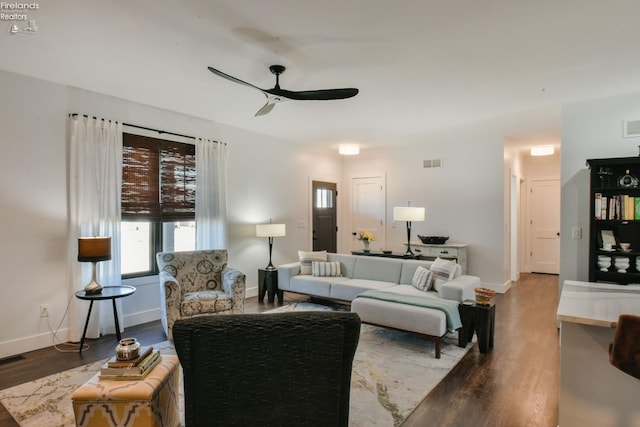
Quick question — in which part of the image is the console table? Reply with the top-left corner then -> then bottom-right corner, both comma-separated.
405,242 -> 469,274
350,251 -> 419,259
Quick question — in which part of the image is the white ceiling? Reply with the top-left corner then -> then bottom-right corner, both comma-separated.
2,0 -> 640,150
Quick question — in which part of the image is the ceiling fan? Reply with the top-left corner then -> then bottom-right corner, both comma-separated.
207,65 -> 359,117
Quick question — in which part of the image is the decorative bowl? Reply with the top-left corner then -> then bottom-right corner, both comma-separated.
116,337 -> 141,361
474,287 -> 496,305
418,235 -> 449,245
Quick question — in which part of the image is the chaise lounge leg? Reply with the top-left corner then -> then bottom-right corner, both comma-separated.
434,337 -> 441,359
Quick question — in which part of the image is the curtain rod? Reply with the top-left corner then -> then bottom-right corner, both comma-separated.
69,113 -> 224,144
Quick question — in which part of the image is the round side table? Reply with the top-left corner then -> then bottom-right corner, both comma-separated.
75,285 -> 136,353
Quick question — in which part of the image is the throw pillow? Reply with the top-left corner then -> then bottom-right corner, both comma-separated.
411,266 -> 433,291
312,261 -> 342,277
298,250 -> 328,275
430,257 -> 459,291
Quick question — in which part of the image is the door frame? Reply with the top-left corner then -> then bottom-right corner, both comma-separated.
307,175 -> 340,251
526,176 -> 561,274
311,180 -> 337,252
349,174 -> 387,252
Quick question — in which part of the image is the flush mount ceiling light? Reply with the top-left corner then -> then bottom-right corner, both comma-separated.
339,143 -> 360,155
530,145 -> 555,156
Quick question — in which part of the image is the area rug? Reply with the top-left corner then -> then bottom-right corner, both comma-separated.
0,303 -> 471,427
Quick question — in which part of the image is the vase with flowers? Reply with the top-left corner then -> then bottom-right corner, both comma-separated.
357,231 -> 377,252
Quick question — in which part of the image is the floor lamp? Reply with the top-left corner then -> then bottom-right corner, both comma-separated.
78,236 -> 112,294
256,222 -> 286,270
393,204 -> 425,256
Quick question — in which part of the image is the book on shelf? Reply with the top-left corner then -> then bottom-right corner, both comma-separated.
626,196 -> 635,220
100,350 -> 161,380
106,346 -> 153,368
635,197 -> 640,220
595,193 -> 602,220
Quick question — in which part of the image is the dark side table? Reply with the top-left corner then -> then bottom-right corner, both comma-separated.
258,269 -> 282,303
458,301 -> 495,353
75,285 -> 136,353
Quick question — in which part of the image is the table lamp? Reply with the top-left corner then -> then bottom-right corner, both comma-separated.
78,236 -> 112,294
256,222 -> 286,271
393,203 -> 425,256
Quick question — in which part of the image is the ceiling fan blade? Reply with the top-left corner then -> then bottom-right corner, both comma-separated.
266,87 -> 359,101
255,102 -> 275,117
254,98 -> 279,117
207,66 -> 265,93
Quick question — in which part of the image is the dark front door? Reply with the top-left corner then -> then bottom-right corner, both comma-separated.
312,181 -> 337,252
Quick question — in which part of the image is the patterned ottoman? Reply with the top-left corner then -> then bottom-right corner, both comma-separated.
71,355 -> 180,427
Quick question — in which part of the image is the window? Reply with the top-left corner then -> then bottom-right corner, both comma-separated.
121,133 -> 196,277
315,188 -> 334,208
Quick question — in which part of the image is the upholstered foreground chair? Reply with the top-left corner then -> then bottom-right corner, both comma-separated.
173,311 -> 361,427
156,250 -> 246,340
609,313 -> 640,380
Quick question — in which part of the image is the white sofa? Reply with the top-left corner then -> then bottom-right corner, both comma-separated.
277,253 -> 481,358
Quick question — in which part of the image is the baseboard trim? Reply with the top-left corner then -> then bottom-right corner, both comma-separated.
1,285 -> 262,358
0,328 -> 70,359
123,308 -> 161,328
479,280 -> 512,294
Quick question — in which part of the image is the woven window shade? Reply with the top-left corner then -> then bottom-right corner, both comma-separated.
122,133 -> 195,221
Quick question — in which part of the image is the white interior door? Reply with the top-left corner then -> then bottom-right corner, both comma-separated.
351,176 -> 385,252
530,179 -> 560,274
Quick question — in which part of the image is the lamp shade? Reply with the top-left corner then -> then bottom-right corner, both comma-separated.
393,207 -> 425,222
256,223 -> 286,237
78,237 -> 112,262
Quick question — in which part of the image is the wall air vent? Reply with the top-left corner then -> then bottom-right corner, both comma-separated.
623,120 -> 640,138
423,159 -> 442,168
0,354 -> 25,366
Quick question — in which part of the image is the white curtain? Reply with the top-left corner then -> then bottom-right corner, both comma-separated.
68,116 -> 123,342
195,138 -> 228,249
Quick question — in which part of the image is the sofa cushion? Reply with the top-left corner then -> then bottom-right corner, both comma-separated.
298,250 -> 327,275
399,259 -> 435,285
351,294 -> 447,337
330,279 -> 396,302
411,266 -> 433,291
289,275 -> 349,298
327,254 -> 358,278
312,261 -> 341,277
352,256 -> 403,284
430,257 -> 459,291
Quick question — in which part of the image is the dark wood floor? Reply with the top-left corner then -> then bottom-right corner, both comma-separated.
403,273 -> 560,427
0,274 -> 559,427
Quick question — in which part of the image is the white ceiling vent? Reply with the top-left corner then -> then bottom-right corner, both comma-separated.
423,159 -> 442,168
623,120 -> 640,138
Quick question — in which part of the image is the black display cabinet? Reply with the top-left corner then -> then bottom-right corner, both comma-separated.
587,156 -> 640,284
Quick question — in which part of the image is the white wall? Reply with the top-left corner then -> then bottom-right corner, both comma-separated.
560,92 -> 640,288
0,71 -> 70,357
341,129 -> 506,289
524,150 -> 561,178
0,70 -> 342,358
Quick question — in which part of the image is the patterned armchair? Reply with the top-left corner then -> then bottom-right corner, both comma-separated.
156,250 -> 246,340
